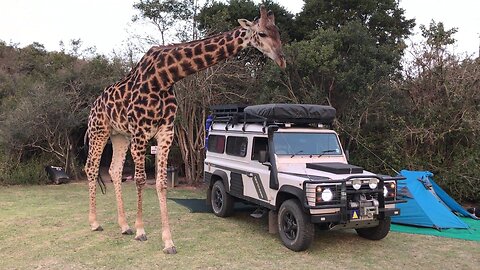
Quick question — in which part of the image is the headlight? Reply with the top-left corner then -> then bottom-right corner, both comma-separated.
352,179 -> 362,190
382,181 -> 397,200
321,188 -> 333,202
369,178 -> 379,189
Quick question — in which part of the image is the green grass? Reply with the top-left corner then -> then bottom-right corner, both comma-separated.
1,182 -> 479,269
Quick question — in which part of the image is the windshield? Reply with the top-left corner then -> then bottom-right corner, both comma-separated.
273,132 -> 342,156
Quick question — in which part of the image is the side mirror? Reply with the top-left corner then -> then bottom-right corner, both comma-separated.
258,150 -> 269,163
345,149 -> 350,162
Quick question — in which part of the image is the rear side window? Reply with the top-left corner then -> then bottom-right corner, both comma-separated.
226,136 -> 248,157
208,135 -> 225,153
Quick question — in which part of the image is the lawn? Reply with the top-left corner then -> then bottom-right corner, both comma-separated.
0,182 -> 479,270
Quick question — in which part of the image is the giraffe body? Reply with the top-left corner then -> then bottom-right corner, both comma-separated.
85,6 -> 285,254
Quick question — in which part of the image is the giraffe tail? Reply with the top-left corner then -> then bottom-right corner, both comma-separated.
83,130 -> 89,151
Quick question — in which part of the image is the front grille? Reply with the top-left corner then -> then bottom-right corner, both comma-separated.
304,177 -> 385,208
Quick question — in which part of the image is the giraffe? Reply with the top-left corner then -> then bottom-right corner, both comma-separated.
84,5 -> 285,254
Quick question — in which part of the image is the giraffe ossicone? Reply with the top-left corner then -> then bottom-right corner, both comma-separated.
84,5 -> 285,254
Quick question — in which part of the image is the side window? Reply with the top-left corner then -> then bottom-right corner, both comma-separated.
226,136 -> 248,157
207,135 -> 225,153
251,137 -> 268,161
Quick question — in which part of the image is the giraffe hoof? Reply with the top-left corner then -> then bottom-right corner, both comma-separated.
163,246 -> 177,254
122,228 -> 134,235
135,234 -> 148,241
92,226 -> 103,232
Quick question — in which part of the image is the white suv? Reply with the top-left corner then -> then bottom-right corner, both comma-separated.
204,104 -> 404,251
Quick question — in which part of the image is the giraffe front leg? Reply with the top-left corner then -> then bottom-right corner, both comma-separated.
155,129 -> 176,254
130,135 -> 148,242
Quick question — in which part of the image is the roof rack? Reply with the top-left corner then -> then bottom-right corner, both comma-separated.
209,104 -> 336,131
210,104 -> 266,131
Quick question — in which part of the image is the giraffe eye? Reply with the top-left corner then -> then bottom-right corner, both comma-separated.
258,32 -> 268,38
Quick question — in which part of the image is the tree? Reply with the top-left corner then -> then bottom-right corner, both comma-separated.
133,0 -> 198,45
253,0 -> 415,177
294,0 -> 415,47
395,21 -> 480,202
0,41 -> 127,182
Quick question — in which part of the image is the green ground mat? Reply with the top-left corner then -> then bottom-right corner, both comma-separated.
171,198 -> 479,241
391,217 -> 480,242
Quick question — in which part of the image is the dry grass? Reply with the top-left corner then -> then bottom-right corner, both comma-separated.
0,182 -> 479,270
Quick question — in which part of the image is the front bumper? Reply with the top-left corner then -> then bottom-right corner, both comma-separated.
303,175 -> 405,224
311,207 -> 400,223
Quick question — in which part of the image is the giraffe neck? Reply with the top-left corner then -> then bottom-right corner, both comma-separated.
151,27 -> 251,87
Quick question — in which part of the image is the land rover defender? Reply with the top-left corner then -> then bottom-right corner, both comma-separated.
204,104 -> 404,251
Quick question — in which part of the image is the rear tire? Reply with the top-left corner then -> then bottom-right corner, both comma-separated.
211,180 -> 234,217
278,199 -> 314,251
356,217 -> 391,240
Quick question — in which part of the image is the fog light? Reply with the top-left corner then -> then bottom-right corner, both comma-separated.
321,188 -> 333,201
352,179 -> 362,190
369,179 -> 378,189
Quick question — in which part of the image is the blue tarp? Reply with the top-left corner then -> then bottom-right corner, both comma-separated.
392,170 -> 477,229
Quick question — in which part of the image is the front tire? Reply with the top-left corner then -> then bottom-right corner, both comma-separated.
211,180 -> 234,217
278,199 -> 314,251
356,217 -> 391,240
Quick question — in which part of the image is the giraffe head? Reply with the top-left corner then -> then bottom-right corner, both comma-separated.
238,5 -> 286,69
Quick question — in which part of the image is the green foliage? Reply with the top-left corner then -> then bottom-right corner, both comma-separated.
294,0 -> 415,45
133,0 -> 198,43
0,41 -> 127,179
0,154 -> 51,185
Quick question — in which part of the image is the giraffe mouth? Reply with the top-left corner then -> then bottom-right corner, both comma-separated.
275,56 -> 286,69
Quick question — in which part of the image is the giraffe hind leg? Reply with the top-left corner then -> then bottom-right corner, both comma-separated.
85,130 -> 109,232
109,134 -> 133,235
155,128 -> 176,254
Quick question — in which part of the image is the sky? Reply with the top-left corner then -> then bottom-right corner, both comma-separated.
0,0 -> 478,57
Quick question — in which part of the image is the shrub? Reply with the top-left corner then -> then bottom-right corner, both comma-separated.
0,156 -> 52,185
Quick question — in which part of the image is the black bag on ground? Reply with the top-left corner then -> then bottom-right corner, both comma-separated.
45,166 -> 70,184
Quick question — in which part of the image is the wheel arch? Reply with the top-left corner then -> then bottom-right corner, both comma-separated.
276,185 -> 305,211
209,170 -> 229,191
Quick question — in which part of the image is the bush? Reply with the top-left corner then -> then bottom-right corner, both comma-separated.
0,156 -> 51,185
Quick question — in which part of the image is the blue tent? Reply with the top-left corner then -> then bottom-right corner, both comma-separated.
392,170 -> 478,229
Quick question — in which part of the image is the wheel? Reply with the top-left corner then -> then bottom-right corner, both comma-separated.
211,180 -> 234,217
278,199 -> 314,251
356,217 -> 391,240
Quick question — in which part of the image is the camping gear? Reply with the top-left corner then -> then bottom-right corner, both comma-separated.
392,170 -> 478,229
45,166 -> 69,184
392,217 -> 480,242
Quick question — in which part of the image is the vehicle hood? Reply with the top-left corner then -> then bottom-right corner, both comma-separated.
277,163 -> 376,181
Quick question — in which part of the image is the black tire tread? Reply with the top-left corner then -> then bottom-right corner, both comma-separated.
356,217 -> 391,240
278,199 -> 315,251
211,180 -> 234,217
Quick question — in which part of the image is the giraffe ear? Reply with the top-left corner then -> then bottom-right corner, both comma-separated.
238,19 -> 253,29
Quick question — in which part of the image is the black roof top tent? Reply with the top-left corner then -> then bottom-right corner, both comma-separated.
210,104 -> 336,130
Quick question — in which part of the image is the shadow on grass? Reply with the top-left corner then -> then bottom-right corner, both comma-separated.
169,198 -> 256,213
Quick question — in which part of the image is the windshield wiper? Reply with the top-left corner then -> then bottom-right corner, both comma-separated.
318,149 -> 337,157
290,150 -> 304,158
